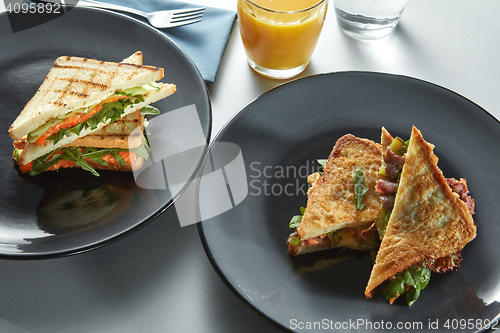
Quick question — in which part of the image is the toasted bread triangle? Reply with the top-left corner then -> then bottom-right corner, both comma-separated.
67,52 -> 146,149
296,134 -> 383,241
364,126 -> 476,298
9,54 -> 165,140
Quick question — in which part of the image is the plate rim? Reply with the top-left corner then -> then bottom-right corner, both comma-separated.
0,6 -> 212,259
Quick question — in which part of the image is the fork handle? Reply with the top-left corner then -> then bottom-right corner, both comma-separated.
57,0 -> 148,17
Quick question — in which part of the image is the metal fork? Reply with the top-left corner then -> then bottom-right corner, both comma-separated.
40,0 -> 205,28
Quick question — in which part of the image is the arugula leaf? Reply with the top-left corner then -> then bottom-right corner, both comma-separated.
130,144 -> 150,160
382,265 -> 431,306
398,139 -> 410,156
110,151 -> 126,165
140,106 -> 160,115
374,207 -> 392,240
289,207 -> 305,228
28,142 -> 152,177
353,170 -> 369,210
317,159 -> 327,176
47,95 -> 145,144
29,151 -> 65,176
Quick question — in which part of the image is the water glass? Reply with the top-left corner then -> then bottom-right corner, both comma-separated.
333,0 -> 409,39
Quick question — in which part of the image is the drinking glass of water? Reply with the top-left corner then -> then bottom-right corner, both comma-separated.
333,0 -> 409,39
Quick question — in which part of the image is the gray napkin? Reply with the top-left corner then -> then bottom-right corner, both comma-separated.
13,0 -> 235,83
103,0 -> 236,84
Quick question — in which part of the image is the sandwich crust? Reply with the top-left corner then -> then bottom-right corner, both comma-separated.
364,126 -> 477,298
296,134 -> 383,241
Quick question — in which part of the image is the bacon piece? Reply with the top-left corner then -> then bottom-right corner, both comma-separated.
447,177 -> 475,215
303,238 -> 319,246
376,179 -> 398,194
379,194 -> 395,209
384,147 -> 405,179
423,252 -> 463,273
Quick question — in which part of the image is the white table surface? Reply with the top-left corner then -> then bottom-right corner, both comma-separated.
0,1 -> 499,332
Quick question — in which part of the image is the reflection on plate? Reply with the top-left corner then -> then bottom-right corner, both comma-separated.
198,72 -> 500,332
0,8 -> 211,258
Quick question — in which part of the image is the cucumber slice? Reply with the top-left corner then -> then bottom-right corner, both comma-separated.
27,118 -> 63,143
117,83 -> 160,96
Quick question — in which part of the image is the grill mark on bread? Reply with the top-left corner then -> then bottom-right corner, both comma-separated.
66,90 -> 90,98
49,77 -> 111,90
54,60 -> 161,71
39,60 -> 161,109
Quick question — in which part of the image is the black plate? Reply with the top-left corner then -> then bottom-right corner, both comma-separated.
198,72 -> 500,332
0,8 -> 211,258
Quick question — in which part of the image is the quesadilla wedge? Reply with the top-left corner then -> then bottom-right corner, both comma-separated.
365,126 -> 477,305
287,134 -> 383,256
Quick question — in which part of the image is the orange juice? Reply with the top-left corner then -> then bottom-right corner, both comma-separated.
237,0 -> 327,77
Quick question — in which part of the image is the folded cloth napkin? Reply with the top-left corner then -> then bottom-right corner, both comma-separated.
13,0 -> 235,83
97,0 -> 236,84
15,0 -> 235,83
17,0 -> 236,83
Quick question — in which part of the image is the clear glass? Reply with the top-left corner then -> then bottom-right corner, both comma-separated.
237,0 -> 328,79
333,0 -> 409,40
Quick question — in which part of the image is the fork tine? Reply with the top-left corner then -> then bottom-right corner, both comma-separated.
168,18 -> 203,28
171,14 -> 204,23
172,9 -> 205,19
172,7 -> 205,15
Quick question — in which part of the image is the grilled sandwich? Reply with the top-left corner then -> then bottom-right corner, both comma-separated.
287,134 -> 383,256
10,52 -> 176,176
365,126 -> 477,305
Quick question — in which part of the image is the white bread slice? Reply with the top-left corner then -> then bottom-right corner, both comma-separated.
68,51 -> 146,149
122,51 -> 143,65
364,126 -> 476,298
9,55 -> 166,140
18,83 -> 176,165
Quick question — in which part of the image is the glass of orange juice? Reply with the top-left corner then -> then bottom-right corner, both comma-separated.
237,0 -> 328,79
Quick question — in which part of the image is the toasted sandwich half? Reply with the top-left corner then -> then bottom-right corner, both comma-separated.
287,134 -> 383,256
365,126 -> 476,305
10,52 -> 176,176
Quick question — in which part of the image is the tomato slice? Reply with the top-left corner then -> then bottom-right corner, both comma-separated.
19,162 -> 33,174
35,95 -> 128,146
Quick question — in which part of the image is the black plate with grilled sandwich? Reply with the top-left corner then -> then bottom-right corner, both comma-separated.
199,72 -> 500,332
0,7 -> 211,258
